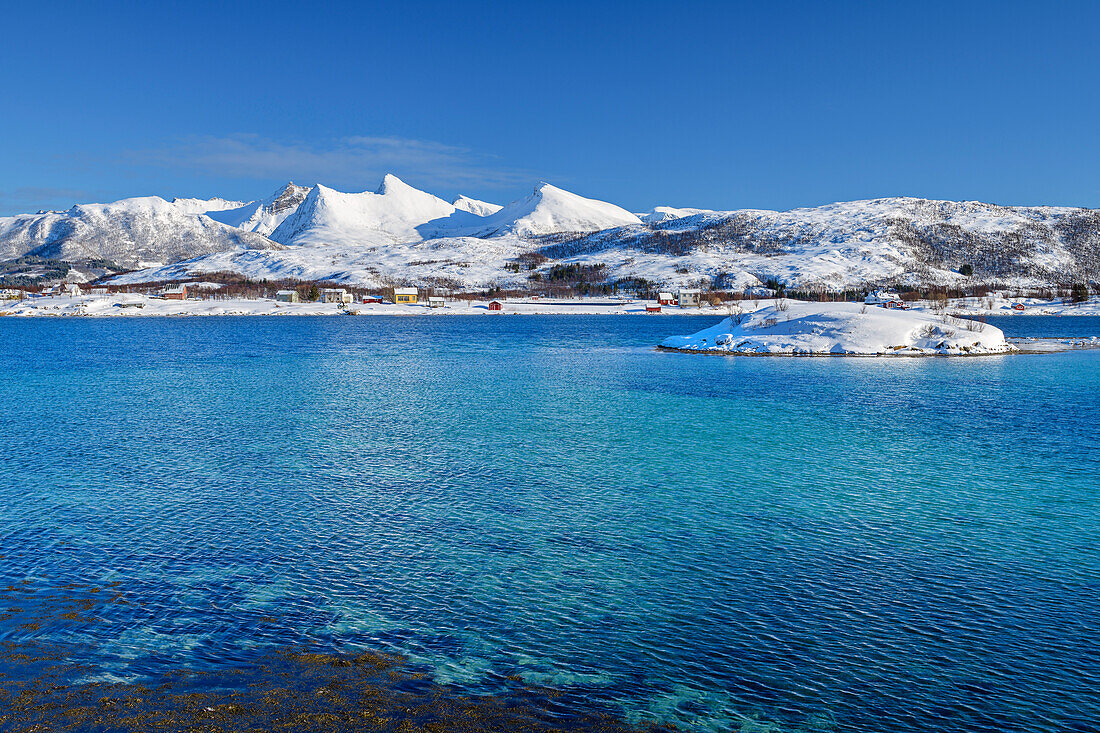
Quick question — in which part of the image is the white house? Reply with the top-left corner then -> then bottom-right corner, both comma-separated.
677,289 -> 702,307
865,289 -> 902,306
63,283 -> 83,297
427,296 -> 445,308
275,290 -> 300,303
320,288 -> 352,304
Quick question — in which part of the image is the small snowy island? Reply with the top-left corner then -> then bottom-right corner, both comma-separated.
659,301 -> 1014,356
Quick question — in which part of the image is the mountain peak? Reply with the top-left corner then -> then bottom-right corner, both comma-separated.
453,195 -> 503,217
376,173 -> 416,196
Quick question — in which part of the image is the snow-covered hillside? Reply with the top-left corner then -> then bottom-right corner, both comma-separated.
542,197 -> 1100,290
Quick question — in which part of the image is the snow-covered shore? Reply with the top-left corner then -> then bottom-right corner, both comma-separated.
0,294 -> 730,318
659,302 -> 1015,356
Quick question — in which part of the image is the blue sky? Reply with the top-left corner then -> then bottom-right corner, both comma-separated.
2,0 -> 1098,215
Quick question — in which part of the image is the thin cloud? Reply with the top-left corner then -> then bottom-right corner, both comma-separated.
129,134 -> 533,192
0,186 -> 96,214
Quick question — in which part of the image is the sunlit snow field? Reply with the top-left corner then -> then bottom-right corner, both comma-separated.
1,315 -> 1099,731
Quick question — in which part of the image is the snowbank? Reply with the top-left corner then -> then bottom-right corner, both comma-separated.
659,301 -> 1014,356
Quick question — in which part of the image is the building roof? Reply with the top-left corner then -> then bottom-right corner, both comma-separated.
394,287 -> 418,295
276,290 -> 297,295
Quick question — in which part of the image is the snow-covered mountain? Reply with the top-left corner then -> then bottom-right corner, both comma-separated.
268,175 -> 490,246
3,175 -> 1098,291
0,195 -> 279,268
640,206 -> 714,224
205,183 -> 311,236
461,183 -> 642,238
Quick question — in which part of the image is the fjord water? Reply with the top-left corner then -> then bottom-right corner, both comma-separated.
2,315 -> 1099,732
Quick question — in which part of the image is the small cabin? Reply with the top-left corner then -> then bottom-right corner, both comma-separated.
361,295 -> 383,304
1012,303 -> 1026,311
646,305 -> 662,313
63,283 -> 83,297
162,284 -> 187,300
677,289 -> 702,307
427,296 -> 445,308
657,292 -> 675,306
488,300 -> 503,311
320,288 -> 352,304
394,288 -> 418,304
275,290 -> 300,303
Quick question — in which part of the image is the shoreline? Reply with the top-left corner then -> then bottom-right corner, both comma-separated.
4,294 -> 1100,319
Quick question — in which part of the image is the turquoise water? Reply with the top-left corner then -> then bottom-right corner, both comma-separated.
2,315 -> 1099,731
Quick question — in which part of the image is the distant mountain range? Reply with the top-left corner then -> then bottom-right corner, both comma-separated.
2,175 -> 1097,291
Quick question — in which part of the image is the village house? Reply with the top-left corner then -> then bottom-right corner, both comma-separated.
90,287 -> 110,295
394,288 -> 418,304
361,294 -> 383,304
427,296 -> 445,308
64,283 -> 82,297
0,288 -> 23,300
162,284 -> 188,300
275,290 -> 300,303
677,289 -> 702,307
646,304 -> 662,313
657,292 -> 675,306
320,288 -> 352,304
487,300 -> 503,311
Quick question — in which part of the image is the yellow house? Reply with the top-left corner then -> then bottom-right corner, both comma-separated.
394,287 -> 418,304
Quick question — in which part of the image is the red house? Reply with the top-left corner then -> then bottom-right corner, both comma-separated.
362,295 -> 383,304
488,300 -> 503,311
646,305 -> 662,313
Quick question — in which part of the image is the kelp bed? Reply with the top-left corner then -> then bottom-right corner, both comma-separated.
0,581 -> 671,733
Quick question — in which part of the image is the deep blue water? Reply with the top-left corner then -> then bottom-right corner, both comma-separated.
2,315 -> 1099,732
